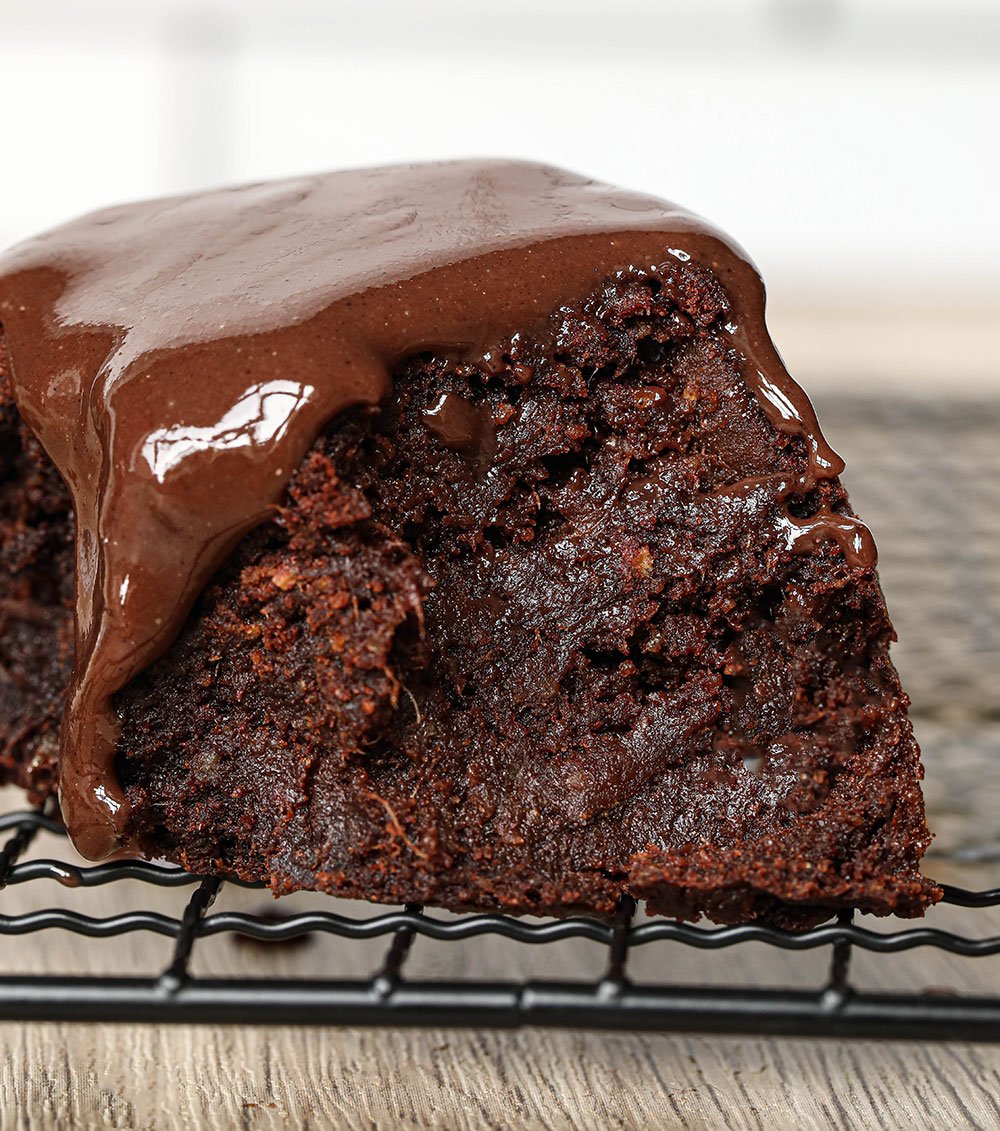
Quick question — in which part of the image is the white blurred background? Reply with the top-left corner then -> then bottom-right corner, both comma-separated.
1,0 -> 997,388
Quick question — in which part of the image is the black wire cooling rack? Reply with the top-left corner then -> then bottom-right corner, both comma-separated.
1,806 -> 999,1039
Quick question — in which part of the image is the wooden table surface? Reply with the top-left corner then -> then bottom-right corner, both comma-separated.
4,393 -> 1000,1130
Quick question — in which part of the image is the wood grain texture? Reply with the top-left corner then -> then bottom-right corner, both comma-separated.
2,1020 -> 1000,1130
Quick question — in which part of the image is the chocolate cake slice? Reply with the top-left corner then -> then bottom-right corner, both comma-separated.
0,161 -> 937,925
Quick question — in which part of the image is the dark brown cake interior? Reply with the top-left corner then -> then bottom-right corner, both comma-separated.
0,260 -> 936,926
0,335 -> 73,802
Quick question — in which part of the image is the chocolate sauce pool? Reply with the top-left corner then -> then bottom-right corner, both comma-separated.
0,160 -> 868,859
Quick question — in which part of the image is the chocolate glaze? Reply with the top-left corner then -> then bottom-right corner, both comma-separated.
0,160 -> 862,859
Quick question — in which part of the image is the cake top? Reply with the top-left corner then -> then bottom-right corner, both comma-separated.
0,159 -> 843,858
1,160 -> 727,372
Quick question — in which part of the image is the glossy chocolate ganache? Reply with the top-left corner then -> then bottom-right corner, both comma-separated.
0,160 -> 874,860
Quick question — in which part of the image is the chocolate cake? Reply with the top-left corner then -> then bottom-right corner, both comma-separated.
0,161 -> 938,926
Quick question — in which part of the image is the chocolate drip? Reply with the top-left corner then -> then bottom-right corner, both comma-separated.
714,475 -> 878,569
779,508 -> 878,570
0,160 -> 848,858
422,392 -> 497,460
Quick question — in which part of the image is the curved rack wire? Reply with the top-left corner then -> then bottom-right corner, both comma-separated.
1,806 -> 998,1038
